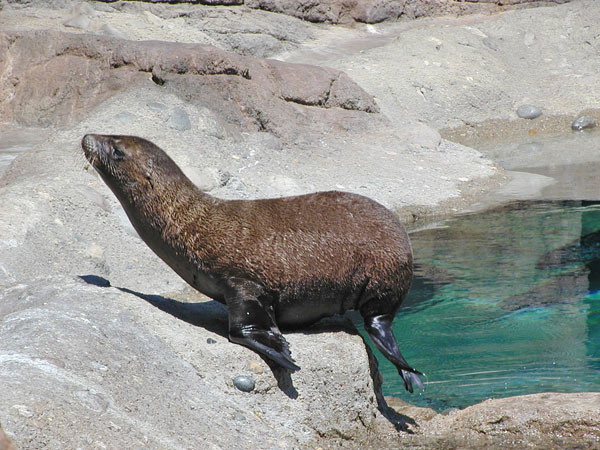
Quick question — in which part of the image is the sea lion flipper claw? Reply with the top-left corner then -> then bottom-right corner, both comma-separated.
226,279 -> 300,372
230,325 -> 300,372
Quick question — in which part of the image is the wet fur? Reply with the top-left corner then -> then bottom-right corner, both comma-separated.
82,134 -> 423,392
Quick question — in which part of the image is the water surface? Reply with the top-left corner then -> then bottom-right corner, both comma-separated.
355,130 -> 600,411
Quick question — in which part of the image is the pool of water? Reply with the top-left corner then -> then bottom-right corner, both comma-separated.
351,130 -> 600,411
355,200 -> 600,411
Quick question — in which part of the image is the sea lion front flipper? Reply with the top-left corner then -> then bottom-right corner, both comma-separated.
226,279 -> 300,372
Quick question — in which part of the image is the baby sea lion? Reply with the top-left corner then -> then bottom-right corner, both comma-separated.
82,134 -> 424,392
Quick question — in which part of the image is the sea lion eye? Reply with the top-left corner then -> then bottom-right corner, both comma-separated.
112,145 -> 125,160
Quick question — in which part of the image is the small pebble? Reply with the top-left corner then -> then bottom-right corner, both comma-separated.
168,107 -> 191,131
233,375 -> 255,392
232,412 -> 246,421
247,360 -> 264,375
516,104 -> 542,119
571,115 -> 597,131
206,337 -> 217,344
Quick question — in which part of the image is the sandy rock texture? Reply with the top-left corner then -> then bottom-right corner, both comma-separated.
1,0 -> 599,448
93,0 -> 569,24
388,393 -> 600,449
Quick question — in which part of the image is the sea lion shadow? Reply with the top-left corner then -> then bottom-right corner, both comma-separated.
119,287 -> 301,398
79,275 -> 423,415
79,275 -> 299,397
79,274 -> 229,335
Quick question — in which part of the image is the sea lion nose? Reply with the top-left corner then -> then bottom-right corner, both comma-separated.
82,134 -> 94,147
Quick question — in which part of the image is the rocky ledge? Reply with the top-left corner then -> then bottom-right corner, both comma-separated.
1,0 -> 599,448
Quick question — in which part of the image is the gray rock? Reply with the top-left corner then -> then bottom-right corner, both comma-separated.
167,107 -> 192,131
115,111 -> 137,124
233,375 -> 256,392
516,104 -> 542,119
571,115 -> 597,131
147,102 -> 167,113
101,23 -> 127,40
63,13 -> 91,30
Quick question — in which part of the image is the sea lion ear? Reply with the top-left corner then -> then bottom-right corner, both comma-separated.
145,171 -> 154,189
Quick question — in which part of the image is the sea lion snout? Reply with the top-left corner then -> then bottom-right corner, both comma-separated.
81,134 -> 98,157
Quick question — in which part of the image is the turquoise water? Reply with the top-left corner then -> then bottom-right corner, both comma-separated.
355,201 -> 600,411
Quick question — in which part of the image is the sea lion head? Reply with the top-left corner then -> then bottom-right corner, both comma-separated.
82,134 -> 186,205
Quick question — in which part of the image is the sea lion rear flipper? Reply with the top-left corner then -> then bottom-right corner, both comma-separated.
363,313 -> 424,393
226,279 -> 300,372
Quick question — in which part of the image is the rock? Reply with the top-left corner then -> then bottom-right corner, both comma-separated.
571,115 -> 597,131
245,0 -> 568,24
101,23 -> 127,40
516,104 -> 542,119
63,13 -> 91,30
115,111 -> 137,124
413,393 -> 600,449
147,102 -> 167,113
233,375 -> 256,392
167,107 -> 192,131
0,31 -> 377,128
0,277 -> 393,449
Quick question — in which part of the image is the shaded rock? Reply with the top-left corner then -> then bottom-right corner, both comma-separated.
245,0 -> 568,24
0,30 -> 377,130
572,115 -> 597,131
516,104 -> 542,119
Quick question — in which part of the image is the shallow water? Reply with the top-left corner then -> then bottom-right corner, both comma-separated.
353,131 -> 600,411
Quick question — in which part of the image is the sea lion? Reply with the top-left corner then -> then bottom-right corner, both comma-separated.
81,134 -> 424,392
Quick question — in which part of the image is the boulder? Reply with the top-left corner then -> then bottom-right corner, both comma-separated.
391,392 -> 600,449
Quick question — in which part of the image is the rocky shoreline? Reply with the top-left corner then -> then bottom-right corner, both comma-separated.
1,0 -> 599,448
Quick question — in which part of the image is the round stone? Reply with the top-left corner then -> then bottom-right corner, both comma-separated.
516,104 -> 542,119
233,375 -> 255,392
571,115 -> 597,131
206,337 -> 217,344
